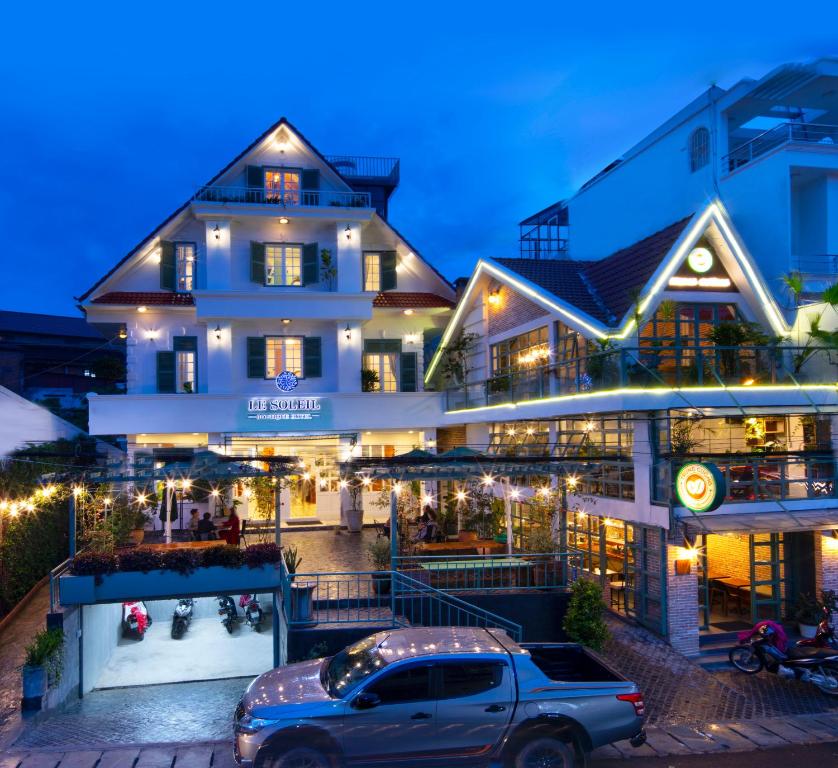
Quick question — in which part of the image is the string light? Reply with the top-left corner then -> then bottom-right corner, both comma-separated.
393,482 -> 402,496
421,494 -> 433,506
103,496 -> 112,507
538,487 -> 552,497
210,489 -> 220,498
339,479 -> 349,490
243,488 -> 253,499
455,490 -> 467,502
481,474 -> 495,486
361,476 -> 371,486
509,488 -> 521,499
166,480 -> 176,490
302,472 -> 311,481
135,493 -> 148,506
566,475 -> 578,490
182,479 -> 192,490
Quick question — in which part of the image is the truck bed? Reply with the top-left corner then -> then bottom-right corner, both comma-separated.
520,643 -> 623,683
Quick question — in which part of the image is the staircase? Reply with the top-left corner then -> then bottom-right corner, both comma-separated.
697,631 -> 739,671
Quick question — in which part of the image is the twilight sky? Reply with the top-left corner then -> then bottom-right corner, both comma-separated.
0,2 -> 833,316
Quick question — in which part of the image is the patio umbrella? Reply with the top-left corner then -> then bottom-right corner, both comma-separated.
437,446 -> 485,458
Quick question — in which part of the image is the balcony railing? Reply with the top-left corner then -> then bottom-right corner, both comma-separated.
324,155 -> 400,185
193,186 -> 371,208
445,345 -> 837,411
723,122 -> 838,172
653,453 -> 836,505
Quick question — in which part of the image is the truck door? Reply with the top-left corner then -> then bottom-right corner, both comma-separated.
433,660 -> 514,758
341,662 -> 437,763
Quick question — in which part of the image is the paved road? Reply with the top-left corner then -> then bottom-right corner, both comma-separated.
591,739 -> 838,766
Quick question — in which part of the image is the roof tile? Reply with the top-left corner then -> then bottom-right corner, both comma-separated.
373,292 -> 454,309
91,292 -> 195,307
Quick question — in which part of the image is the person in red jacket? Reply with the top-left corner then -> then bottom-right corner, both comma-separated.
218,507 -> 241,546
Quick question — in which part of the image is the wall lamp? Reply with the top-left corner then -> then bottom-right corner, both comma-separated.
213,224 -> 221,240
279,216 -> 289,225
487,290 -> 501,307
344,323 -> 352,341
214,325 -> 222,340
345,225 -> 352,240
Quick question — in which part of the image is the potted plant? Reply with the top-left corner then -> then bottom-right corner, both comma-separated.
320,248 -> 337,290
562,579 -> 609,651
21,627 -> 64,710
344,477 -> 364,532
361,368 -> 380,392
282,545 -> 302,583
283,546 -> 316,627
795,593 -> 824,638
128,510 -> 149,546
366,538 -> 392,595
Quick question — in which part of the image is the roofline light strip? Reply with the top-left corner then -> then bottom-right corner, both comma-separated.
444,384 -> 838,416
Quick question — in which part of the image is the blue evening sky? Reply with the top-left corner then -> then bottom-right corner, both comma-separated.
0,2 -> 832,315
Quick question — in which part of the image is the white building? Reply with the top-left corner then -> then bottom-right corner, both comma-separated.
82,118 -> 454,524
522,57 -> 838,302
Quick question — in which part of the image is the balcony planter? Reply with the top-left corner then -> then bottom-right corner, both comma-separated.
345,508 -> 364,533
21,666 -> 47,710
59,564 -> 282,606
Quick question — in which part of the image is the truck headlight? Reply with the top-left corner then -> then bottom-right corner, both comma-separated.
236,713 -> 277,734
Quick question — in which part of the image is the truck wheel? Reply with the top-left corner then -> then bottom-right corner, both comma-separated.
264,746 -> 335,768
513,736 -> 577,768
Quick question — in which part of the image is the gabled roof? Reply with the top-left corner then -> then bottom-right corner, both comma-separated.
91,292 -> 195,307
0,310 -> 108,339
78,117 -> 452,303
372,292 -> 454,309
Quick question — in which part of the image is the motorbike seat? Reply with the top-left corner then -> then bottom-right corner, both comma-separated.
789,645 -> 838,660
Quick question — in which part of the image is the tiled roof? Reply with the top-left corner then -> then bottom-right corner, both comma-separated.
373,292 -> 455,309
496,216 -> 694,327
0,310 -> 107,339
91,292 -> 195,306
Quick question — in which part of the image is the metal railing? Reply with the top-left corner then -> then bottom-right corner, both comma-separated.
724,122 -> 838,172
193,186 -> 371,208
49,558 -> 72,612
324,155 -> 400,184
445,345 -> 837,411
394,552 -> 572,593
283,568 -> 523,640
653,453 -> 837,504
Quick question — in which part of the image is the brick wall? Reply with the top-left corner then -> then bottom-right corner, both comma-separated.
437,426 -> 467,453
706,532 -> 785,602
487,286 -> 549,337
666,547 -> 699,656
821,536 -> 838,594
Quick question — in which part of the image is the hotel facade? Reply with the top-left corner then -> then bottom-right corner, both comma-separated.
83,58 -> 838,656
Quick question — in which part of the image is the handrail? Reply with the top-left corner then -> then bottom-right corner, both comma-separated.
193,185 -> 371,209
49,558 -> 73,612
723,122 -> 838,171
324,155 -> 400,183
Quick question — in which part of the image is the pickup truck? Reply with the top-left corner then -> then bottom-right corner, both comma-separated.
234,626 -> 646,768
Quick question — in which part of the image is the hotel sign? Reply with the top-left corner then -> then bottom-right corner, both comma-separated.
675,462 -> 726,513
245,396 -> 327,426
668,246 -> 733,290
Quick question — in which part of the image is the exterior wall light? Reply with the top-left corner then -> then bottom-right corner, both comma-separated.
118,327 -> 128,340
213,224 -> 221,240
279,216 -> 289,225
214,325 -> 222,340
674,558 -> 693,576
488,290 -> 501,307
344,323 -> 352,340
281,318 -> 292,325
345,225 -> 352,240
403,309 -> 414,316
137,306 -> 148,313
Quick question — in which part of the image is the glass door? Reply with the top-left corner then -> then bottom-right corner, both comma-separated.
749,533 -> 784,623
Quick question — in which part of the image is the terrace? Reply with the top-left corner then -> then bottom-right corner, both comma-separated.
723,122 -> 838,173
193,185 -> 370,209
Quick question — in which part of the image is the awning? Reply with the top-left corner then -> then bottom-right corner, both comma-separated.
679,500 -> 838,534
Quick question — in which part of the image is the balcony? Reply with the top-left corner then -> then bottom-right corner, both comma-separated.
324,155 -> 400,186
723,122 -> 838,173
445,345 -> 838,411
193,186 -> 371,209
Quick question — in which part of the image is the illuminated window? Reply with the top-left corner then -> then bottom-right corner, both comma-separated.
491,326 -> 549,374
364,253 -> 381,292
265,244 -> 302,286
175,243 -> 196,292
266,337 -> 303,378
176,351 -> 195,393
363,351 -> 398,392
264,169 -> 301,204
689,127 -> 710,172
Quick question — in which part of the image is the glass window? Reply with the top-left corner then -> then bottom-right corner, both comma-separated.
689,127 -> 710,172
326,635 -> 389,698
491,326 -> 549,375
175,243 -> 196,292
367,665 -> 432,705
266,337 -> 303,378
176,351 -> 195,393
364,253 -> 381,292
265,244 -> 302,286
264,169 -> 301,205
640,303 -> 741,347
440,663 -> 504,699
363,352 -> 398,392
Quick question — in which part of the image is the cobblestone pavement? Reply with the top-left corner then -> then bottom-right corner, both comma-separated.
0,583 -> 51,742
281,529 -> 375,574
602,616 -> 838,726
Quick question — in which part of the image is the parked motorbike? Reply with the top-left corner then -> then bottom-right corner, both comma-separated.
797,606 -> 837,650
239,594 -> 263,632
217,595 -> 239,634
122,601 -> 151,640
729,622 -> 838,696
171,598 -> 194,639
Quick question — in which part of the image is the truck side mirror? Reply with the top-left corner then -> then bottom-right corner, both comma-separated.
351,692 -> 381,710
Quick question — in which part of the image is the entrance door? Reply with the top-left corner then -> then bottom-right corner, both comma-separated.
749,533 -> 785,623
784,532 -> 816,617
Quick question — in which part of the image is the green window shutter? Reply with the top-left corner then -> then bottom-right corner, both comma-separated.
301,169 -> 320,190
303,336 -> 322,378
156,351 -> 176,393
246,165 -> 264,188
302,243 -> 319,285
364,339 -> 401,354
250,241 -> 265,284
173,336 -> 197,352
247,337 -> 266,378
380,251 -> 397,291
400,352 -> 417,392
159,241 -> 175,290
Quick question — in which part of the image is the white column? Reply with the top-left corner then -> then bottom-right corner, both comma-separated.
205,220 -> 232,290
206,323 -> 233,394
336,321 -> 362,393
337,221 -> 362,293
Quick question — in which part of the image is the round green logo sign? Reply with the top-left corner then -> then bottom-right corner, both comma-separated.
675,462 -> 725,513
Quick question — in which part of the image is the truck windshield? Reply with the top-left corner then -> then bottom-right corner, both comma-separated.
325,635 -> 389,698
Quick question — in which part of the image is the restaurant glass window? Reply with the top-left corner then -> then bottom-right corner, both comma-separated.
490,326 -> 549,375
555,415 -> 633,458
175,243 -> 196,292
264,168 -> 300,205
265,244 -> 302,286
487,422 -> 550,456
640,303 -> 740,348
265,337 -> 303,378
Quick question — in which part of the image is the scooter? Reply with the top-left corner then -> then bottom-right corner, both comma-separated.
217,595 -> 239,634
171,598 -> 194,639
729,622 -> 838,696
239,594 -> 263,632
122,601 -> 151,640
797,606 -> 837,650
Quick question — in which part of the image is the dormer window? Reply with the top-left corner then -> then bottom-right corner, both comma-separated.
363,251 -> 398,291
175,243 -> 196,292
265,168 -> 300,205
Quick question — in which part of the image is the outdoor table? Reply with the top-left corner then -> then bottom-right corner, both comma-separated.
714,577 -> 751,615
416,540 -> 505,556
140,540 -> 225,551
418,557 -> 532,589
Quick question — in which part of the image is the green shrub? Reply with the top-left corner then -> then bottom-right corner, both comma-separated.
24,627 -> 65,684
562,579 -> 609,651
200,545 -> 245,569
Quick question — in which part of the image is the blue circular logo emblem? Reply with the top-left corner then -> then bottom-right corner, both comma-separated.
275,371 -> 298,392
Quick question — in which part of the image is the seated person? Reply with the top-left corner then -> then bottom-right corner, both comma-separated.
218,507 -> 241,546
196,512 -> 217,541
188,508 -> 200,539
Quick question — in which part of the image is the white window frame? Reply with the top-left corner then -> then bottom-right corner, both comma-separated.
363,351 -> 399,392
264,167 -> 301,205
265,336 -> 304,379
265,243 -> 303,287
175,242 -> 196,292
176,351 -> 196,393
364,252 -> 381,292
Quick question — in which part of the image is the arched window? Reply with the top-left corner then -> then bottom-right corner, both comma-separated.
689,127 -> 710,172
